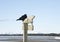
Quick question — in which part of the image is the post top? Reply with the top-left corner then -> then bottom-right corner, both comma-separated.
23,16 -> 35,23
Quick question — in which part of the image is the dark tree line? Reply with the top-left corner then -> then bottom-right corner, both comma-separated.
0,33 -> 60,36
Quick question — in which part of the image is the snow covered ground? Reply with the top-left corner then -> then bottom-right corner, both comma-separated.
0,36 -> 60,42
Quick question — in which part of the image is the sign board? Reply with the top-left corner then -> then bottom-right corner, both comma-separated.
22,16 -> 35,30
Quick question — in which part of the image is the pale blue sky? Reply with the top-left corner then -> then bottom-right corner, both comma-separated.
0,0 -> 60,34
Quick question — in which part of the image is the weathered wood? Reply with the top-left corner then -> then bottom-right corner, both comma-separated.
23,23 -> 28,42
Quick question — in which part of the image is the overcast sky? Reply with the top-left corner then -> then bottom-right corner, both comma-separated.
0,0 -> 60,34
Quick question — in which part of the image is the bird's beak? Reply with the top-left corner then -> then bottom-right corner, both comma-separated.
16,19 -> 19,21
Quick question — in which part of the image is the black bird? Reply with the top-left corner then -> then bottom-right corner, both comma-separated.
16,14 -> 27,21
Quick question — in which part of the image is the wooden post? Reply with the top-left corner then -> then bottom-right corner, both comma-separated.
23,23 -> 28,42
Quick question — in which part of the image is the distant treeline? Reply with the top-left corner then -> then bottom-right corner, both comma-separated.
0,33 -> 60,36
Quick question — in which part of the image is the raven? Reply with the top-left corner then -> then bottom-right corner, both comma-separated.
16,14 -> 27,21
